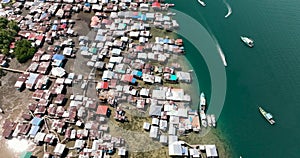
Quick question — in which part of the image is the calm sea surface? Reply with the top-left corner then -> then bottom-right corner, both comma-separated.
169,0 -> 300,157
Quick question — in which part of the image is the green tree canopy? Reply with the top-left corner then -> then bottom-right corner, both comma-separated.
14,40 -> 36,63
0,17 -> 19,55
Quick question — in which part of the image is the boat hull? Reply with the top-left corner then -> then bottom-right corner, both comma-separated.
240,36 -> 254,48
259,106 -> 275,125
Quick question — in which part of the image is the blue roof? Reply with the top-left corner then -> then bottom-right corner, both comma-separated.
52,54 -> 65,61
132,70 -> 143,77
95,35 -> 104,41
1,0 -> 10,4
51,25 -> 57,31
140,14 -> 147,21
28,126 -> 39,136
31,117 -> 43,126
84,2 -> 91,7
80,46 -> 88,51
170,75 -> 177,81
40,13 -> 47,19
132,15 -> 141,19
163,39 -> 169,43
131,78 -> 137,84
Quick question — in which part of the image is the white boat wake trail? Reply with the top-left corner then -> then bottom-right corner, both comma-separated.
211,35 -> 227,67
223,0 -> 232,18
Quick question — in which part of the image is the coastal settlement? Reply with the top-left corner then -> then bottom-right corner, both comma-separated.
0,0 -> 218,157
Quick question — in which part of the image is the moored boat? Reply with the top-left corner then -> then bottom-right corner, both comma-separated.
200,110 -> 207,127
259,106 -> 275,125
200,92 -> 206,106
199,92 -> 206,111
207,115 -> 212,127
211,114 -> 216,127
241,36 -> 254,48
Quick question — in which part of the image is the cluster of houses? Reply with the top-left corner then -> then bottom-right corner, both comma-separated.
143,100 -> 219,157
0,0 -> 220,158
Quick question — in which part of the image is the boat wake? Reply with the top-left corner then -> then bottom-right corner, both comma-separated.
216,44 -> 227,67
210,34 -> 227,67
223,0 -> 232,18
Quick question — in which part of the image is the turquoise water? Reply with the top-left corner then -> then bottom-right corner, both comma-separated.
169,0 -> 300,157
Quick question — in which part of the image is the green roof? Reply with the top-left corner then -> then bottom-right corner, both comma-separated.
20,151 -> 32,158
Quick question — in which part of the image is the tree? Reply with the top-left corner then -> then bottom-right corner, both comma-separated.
0,17 -> 19,56
14,40 -> 36,63
0,17 -> 8,28
7,21 -> 19,32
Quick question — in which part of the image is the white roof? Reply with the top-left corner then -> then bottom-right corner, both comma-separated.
74,140 -> 86,148
140,88 -> 150,96
176,71 -> 191,82
177,108 -> 188,117
54,143 -> 66,154
149,126 -> 158,138
159,135 -> 168,144
51,67 -> 66,77
189,148 -> 200,158
63,47 -> 72,56
102,70 -> 114,80
152,118 -> 159,125
118,147 -> 126,156
152,89 -> 166,100
34,132 -> 46,142
206,145 -> 218,157
111,48 -> 122,56
143,122 -> 150,130
129,31 -> 139,37
159,120 -> 168,130
168,141 -> 182,156
168,124 -> 176,135
169,116 -> 180,124
109,56 -> 123,63
14,81 -> 24,88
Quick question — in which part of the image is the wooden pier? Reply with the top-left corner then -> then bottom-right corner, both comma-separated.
0,66 -> 57,79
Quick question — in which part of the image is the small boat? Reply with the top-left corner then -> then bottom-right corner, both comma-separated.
201,119 -> 207,127
211,114 -> 216,127
0,108 -> 3,113
198,0 -> 206,7
259,106 -> 275,125
200,110 -> 207,127
199,92 -> 206,111
207,115 -> 212,127
240,36 -> 254,48
200,92 -> 206,106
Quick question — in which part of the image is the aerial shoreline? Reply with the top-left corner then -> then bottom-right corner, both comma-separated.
0,0 -> 231,155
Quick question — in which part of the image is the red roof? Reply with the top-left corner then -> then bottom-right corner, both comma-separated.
109,79 -> 117,88
135,45 -> 144,52
28,33 -> 36,40
152,2 -> 161,8
36,35 -> 44,41
122,74 -> 134,82
96,105 -> 109,115
9,42 -> 15,49
60,23 -> 67,29
99,81 -> 109,89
